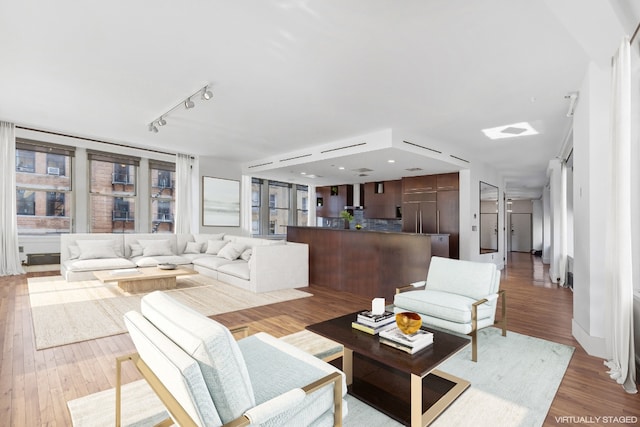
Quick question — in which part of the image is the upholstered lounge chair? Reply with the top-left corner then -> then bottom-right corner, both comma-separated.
117,291 -> 346,426
393,256 -> 506,362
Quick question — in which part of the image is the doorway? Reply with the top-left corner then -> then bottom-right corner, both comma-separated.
510,213 -> 532,253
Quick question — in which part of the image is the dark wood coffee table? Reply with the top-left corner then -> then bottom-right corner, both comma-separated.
307,312 -> 470,427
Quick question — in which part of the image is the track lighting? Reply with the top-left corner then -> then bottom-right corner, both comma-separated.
147,83 -> 213,132
202,86 -> 213,100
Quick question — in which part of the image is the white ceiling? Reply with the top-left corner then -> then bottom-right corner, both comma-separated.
1,1 -> 638,198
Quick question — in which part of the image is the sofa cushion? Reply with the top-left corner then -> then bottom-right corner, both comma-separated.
426,256 -> 497,300
240,248 -> 252,261
192,256 -> 234,270
217,242 -> 245,261
217,261 -> 250,280
138,239 -> 174,257
394,289 -> 494,323
194,233 -> 225,252
67,245 -> 81,260
238,332 -> 347,426
205,240 -> 228,255
77,240 -> 120,260
141,291 -> 256,424
183,241 -> 203,254
124,311 -> 222,427
129,243 -> 143,257
133,255 -> 192,268
64,258 -> 137,272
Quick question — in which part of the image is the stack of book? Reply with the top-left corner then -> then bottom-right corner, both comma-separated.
379,326 -> 434,354
351,310 -> 396,335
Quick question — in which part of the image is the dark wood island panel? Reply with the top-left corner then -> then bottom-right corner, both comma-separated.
286,226 -> 448,301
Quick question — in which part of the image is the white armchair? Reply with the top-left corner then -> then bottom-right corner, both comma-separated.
117,291 -> 346,426
394,256 -> 506,362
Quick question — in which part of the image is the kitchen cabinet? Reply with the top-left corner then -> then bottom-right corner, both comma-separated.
363,179 -> 401,219
316,184 -> 353,218
401,172 -> 459,258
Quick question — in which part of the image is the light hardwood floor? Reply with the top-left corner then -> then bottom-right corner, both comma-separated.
1,253 -> 638,426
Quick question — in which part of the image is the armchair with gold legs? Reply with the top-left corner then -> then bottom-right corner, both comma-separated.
394,256 -> 507,362
116,291 -> 346,427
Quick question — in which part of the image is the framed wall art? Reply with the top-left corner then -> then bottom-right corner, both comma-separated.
202,176 -> 240,227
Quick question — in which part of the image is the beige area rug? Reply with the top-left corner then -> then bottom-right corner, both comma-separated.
28,275 -> 312,349
67,328 -> 573,427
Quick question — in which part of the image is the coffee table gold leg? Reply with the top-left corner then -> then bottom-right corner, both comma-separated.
343,348 -> 353,386
411,373 -> 423,427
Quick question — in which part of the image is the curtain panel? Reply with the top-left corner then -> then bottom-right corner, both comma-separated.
0,122 -> 26,275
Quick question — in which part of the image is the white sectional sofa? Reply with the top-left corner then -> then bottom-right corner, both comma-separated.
60,233 -> 309,292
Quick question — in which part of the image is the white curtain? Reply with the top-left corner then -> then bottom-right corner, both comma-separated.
559,161 -> 568,287
174,153 -> 193,234
0,122 -> 25,275
604,36 -> 637,394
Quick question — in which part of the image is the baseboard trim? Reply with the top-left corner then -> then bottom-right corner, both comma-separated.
572,319 -> 608,358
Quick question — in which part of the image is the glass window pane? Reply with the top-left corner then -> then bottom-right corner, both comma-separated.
91,160 -> 136,195
16,189 -> 71,234
16,150 -> 35,173
90,195 -> 136,233
150,166 -> 175,233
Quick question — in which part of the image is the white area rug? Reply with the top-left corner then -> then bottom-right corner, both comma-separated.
28,275 -> 312,349
67,328 -> 573,427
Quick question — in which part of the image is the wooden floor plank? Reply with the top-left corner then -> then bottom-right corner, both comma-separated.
0,253 -> 638,426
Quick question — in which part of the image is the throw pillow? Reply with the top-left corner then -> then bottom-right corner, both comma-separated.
67,245 -> 81,260
205,240 -> 228,255
77,240 -> 119,260
195,233 -> 225,252
129,243 -> 143,257
138,239 -> 174,257
218,243 -> 245,261
240,248 -> 252,262
184,241 -> 203,254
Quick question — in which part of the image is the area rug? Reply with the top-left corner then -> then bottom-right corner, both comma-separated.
67,328 -> 573,427
27,275 -> 312,349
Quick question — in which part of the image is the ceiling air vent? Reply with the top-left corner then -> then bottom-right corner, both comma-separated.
402,140 -> 442,154
279,153 -> 312,162
450,155 -> 470,163
320,142 -> 367,154
352,168 -> 373,173
405,167 -> 423,172
247,161 -> 274,169
358,173 -> 369,177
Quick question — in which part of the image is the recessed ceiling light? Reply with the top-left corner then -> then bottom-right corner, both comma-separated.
338,166 -> 345,170
388,159 -> 395,163
300,172 -> 306,175
482,122 -> 538,140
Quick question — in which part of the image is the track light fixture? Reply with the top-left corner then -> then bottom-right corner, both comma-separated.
202,86 -> 213,100
147,83 -> 213,132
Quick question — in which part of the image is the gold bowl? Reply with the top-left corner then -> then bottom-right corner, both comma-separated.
395,312 -> 422,334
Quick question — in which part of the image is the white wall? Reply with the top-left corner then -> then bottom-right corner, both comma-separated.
532,199 -> 543,252
462,163 -> 504,269
197,156 -> 246,236
571,61 -> 610,358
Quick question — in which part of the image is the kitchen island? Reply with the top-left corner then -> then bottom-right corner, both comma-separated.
286,226 -> 449,301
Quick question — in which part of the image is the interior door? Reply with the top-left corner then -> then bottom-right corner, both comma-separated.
510,213 -> 532,253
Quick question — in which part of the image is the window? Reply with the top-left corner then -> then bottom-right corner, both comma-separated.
46,153 -> 66,176
15,140 -> 73,234
89,151 -> 138,233
46,192 -> 65,216
251,179 -> 262,235
251,178 -> 307,236
150,161 -> 175,233
16,190 -> 35,215
16,149 -> 35,173
268,181 -> 290,235
296,185 -> 309,226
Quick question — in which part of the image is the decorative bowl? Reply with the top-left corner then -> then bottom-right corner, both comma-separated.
157,263 -> 177,270
395,312 -> 422,334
